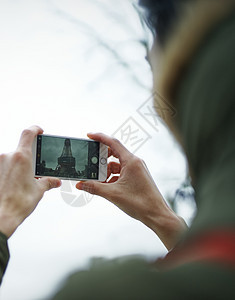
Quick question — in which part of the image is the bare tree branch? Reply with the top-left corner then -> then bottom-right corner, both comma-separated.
47,0 -> 150,90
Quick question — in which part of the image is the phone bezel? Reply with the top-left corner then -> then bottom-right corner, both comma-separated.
32,134 -> 108,182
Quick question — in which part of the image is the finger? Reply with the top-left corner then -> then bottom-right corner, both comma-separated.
107,162 -> 121,178
108,147 -> 119,159
17,125 -> 44,152
108,147 -> 113,158
87,133 -> 131,163
76,180 -> 114,199
37,177 -> 62,193
107,175 -> 119,183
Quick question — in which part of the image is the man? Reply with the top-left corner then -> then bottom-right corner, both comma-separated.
1,0 -> 235,298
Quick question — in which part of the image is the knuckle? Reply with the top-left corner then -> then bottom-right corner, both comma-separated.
131,156 -> 143,167
0,153 -> 7,161
112,138 -> 124,150
47,179 -> 53,190
12,151 -> 27,163
112,137 -> 121,145
21,129 -> 33,139
83,182 -> 96,194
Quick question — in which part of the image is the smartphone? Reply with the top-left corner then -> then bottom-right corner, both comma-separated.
32,134 -> 108,181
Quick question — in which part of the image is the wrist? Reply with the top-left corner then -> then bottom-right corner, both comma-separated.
0,211 -> 21,238
142,201 -> 187,250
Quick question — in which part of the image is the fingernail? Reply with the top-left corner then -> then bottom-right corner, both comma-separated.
57,180 -> 62,187
76,182 -> 83,190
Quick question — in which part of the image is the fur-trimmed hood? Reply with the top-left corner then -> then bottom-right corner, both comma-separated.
153,0 -> 235,235
155,0 -> 235,136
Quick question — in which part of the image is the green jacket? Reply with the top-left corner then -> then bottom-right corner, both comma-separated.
0,232 -> 9,285
1,1 -> 235,299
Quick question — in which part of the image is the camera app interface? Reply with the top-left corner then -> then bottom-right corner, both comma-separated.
36,135 -> 99,180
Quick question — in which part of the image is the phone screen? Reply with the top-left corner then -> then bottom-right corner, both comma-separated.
35,135 -> 100,180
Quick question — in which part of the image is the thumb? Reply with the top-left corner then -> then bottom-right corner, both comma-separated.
76,181 -> 113,199
38,177 -> 62,193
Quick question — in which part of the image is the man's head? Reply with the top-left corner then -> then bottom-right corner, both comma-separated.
138,0 -> 184,95
138,0 -> 180,46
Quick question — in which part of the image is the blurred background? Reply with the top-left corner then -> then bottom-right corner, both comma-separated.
0,0 -> 195,299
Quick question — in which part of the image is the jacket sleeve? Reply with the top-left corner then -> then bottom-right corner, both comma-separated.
51,255 -> 235,300
0,232 -> 10,285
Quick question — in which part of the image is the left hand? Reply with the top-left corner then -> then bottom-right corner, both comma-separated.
76,133 -> 187,250
0,126 -> 61,238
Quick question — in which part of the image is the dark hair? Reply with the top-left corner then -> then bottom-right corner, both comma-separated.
138,0 -> 179,45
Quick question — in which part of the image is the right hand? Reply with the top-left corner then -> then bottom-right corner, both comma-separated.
76,133 -> 187,250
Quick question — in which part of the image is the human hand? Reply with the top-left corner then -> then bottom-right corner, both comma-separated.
76,133 -> 187,250
0,126 -> 61,238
